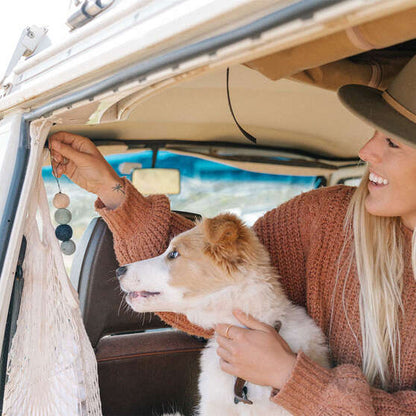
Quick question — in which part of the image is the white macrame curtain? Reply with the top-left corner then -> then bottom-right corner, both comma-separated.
3,166 -> 102,416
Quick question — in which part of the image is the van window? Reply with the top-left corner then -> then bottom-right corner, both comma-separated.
42,150 -> 317,274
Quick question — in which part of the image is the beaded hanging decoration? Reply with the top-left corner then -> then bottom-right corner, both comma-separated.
49,150 -> 76,255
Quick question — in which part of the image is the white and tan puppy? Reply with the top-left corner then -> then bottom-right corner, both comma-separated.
117,213 -> 329,416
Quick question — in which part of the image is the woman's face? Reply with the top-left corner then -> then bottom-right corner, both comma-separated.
358,131 -> 416,230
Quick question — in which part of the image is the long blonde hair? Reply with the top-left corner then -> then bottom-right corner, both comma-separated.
344,169 -> 416,389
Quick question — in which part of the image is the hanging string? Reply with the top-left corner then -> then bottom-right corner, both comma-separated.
49,150 -> 63,193
226,67 -> 257,144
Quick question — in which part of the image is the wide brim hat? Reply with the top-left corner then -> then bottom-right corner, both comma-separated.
338,55 -> 416,148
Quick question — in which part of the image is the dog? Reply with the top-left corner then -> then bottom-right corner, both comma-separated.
117,213 -> 329,415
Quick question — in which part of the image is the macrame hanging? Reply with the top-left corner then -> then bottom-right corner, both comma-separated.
3,168 -> 102,416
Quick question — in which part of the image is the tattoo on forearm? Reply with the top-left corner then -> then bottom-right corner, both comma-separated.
112,183 -> 125,194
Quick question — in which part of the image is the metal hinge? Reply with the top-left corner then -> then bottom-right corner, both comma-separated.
67,0 -> 115,29
1,25 -> 49,89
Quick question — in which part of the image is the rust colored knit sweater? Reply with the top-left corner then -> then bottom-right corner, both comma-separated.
95,177 -> 416,416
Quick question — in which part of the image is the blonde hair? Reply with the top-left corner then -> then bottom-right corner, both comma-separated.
343,169 -> 416,389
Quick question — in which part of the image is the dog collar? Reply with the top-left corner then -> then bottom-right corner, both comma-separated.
234,377 -> 253,405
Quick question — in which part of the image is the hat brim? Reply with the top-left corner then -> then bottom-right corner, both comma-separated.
338,85 -> 416,148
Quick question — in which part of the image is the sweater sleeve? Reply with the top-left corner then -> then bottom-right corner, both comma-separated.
271,352 -> 416,416
94,177 -> 193,262
95,176 -> 213,338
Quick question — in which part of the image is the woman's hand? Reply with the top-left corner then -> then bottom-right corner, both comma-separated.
215,309 -> 297,390
49,131 -> 125,209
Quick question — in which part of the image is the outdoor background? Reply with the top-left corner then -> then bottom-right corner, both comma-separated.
42,150 -> 317,280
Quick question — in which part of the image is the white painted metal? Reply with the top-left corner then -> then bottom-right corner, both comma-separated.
329,165 -> 367,186
1,0 -> 413,114
0,113 -> 24,217
1,26 -> 49,84
0,0 -> 290,110
0,119 -> 52,359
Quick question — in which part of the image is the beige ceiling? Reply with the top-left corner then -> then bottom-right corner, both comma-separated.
52,64 -> 374,159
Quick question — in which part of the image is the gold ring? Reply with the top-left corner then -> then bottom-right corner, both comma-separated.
225,324 -> 233,338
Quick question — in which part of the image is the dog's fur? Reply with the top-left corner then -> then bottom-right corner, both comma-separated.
119,213 -> 329,415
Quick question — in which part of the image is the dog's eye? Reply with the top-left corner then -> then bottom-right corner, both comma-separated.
167,250 -> 180,260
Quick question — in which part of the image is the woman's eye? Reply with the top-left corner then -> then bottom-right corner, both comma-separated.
386,138 -> 399,148
167,250 -> 180,260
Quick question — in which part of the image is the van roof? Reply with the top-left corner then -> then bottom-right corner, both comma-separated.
2,0 -> 416,167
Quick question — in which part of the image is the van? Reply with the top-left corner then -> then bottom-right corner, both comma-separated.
1,0 -> 415,414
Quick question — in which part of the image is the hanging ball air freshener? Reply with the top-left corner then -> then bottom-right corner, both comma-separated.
54,208 -> 72,224
61,239 -> 76,255
55,224 -> 73,241
53,197 -> 77,255
53,192 -> 70,209
49,149 -> 76,255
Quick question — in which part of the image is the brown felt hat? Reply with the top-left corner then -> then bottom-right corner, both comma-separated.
338,55 -> 416,148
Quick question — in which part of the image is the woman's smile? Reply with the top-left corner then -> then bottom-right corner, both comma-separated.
359,131 -> 416,229
368,171 -> 389,186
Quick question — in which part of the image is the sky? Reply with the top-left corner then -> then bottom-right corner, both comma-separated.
0,0 -> 69,79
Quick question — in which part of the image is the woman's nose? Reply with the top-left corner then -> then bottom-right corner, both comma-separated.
358,142 -> 371,162
358,135 -> 381,163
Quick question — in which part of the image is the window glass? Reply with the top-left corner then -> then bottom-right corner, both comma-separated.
42,150 -> 317,277
132,151 -> 316,224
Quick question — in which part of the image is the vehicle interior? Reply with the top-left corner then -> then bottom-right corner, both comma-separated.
9,4 -> 416,416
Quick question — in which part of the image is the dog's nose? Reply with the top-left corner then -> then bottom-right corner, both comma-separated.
116,266 -> 128,279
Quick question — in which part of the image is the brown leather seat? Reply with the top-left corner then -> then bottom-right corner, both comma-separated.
71,215 -> 205,416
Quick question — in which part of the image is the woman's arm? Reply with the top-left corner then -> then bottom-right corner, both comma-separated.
231,187 -> 416,415
273,352 -> 416,416
95,177 -> 213,338
49,131 -> 126,208
49,131 -> 194,263
94,177 -> 192,263
216,313 -> 416,415
49,132 -> 212,337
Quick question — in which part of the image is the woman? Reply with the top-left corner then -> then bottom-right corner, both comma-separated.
49,56 -> 416,415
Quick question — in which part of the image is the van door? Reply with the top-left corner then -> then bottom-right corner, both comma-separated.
0,113 -> 27,321
0,112 -> 27,409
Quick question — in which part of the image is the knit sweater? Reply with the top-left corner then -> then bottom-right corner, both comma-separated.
95,177 -> 416,416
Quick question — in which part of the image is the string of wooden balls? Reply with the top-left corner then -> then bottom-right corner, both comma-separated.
49,147 -> 76,255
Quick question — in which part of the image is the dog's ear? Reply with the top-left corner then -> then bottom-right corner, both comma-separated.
203,213 -> 241,246
203,213 -> 252,272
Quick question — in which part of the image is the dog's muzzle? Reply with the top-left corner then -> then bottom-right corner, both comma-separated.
116,266 -> 128,279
